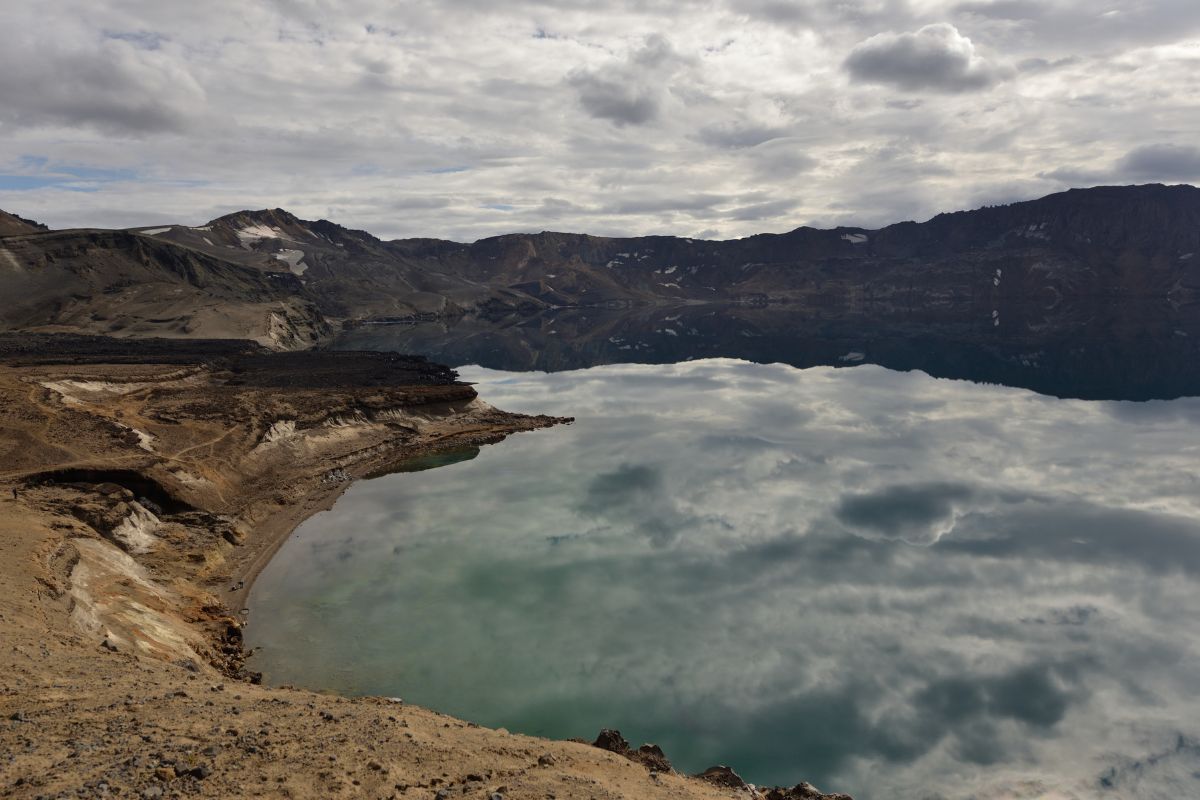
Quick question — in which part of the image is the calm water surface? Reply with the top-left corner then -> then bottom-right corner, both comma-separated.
248,360 -> 1200,799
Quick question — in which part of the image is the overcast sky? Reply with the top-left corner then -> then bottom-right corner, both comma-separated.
2,0 -> 1199,240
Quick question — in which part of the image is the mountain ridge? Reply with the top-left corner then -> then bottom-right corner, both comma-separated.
2,183 -> 1198,347
205,182 -> 1200,247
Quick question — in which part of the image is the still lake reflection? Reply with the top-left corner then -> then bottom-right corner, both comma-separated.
248,360 -> 1200,799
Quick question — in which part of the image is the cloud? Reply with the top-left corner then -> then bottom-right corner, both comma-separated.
1041,143 -> 1200,187
0,0 -> 1197,241
954,0 -> 1043,21
834,482 -> 976,544
844,23 -> 1005,92
697,122 -> 790,149
567,34 -> 686,126
727,0 -> 813,25
1116,143 -> 1200,182
0,31 -> 204,134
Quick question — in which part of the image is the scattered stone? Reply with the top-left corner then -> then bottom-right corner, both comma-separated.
696,765 -> 747,789
140,786 -> 164,799
101,638 -> 119,652
592,729 -> 629,753
636,743 -> 672,773
8,711 -> 26,722
765,782 -> 854,800
591,728 -> 674,771
537,753 -> 556,767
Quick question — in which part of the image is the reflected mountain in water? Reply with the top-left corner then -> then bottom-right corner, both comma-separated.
332,299 -> 1200,401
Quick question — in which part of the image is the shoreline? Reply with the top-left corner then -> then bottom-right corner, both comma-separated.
221,424 -> 537,617
0,346 -> 850,800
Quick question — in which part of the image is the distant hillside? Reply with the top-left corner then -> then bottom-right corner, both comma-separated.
0,209 -> 47,236
1,184 -> 1198,347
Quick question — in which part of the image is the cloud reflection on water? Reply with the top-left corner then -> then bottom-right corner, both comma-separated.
248,360 -> 1200,799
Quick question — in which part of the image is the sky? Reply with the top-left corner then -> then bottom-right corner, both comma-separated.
2,0 -> 1199,241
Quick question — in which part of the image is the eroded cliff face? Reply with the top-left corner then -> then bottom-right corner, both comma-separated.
3,184 -> 1198,344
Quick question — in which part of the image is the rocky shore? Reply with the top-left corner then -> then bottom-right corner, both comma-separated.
0,335 -> 850,800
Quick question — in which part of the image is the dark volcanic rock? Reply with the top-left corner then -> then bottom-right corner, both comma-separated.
765,782 -> 854,800
696,765 -> 747,788
590,729 -> 674,772
592,728 -> 631,754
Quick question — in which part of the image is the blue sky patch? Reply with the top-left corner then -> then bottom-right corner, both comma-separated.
104,30 -> 166,50
0,159 -> 138,192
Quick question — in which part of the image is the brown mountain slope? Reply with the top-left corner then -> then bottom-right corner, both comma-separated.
0,227 -> 329,349
0,208 -> 46,236
2,185 -> 1198,344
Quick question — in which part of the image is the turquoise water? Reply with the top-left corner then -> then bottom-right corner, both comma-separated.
248,360 -> 1200,798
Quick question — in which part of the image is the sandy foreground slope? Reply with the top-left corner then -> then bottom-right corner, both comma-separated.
0,341 -> 847,800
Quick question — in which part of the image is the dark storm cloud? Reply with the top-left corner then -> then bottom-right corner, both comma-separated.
1116,144 -> 1200,182
844,23 -> 1005,92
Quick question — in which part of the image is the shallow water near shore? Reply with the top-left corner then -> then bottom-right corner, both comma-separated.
249,359 -> 1200,798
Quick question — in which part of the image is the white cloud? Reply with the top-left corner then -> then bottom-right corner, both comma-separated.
0,1 -> 1196,240
844,23 -> 1005,92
